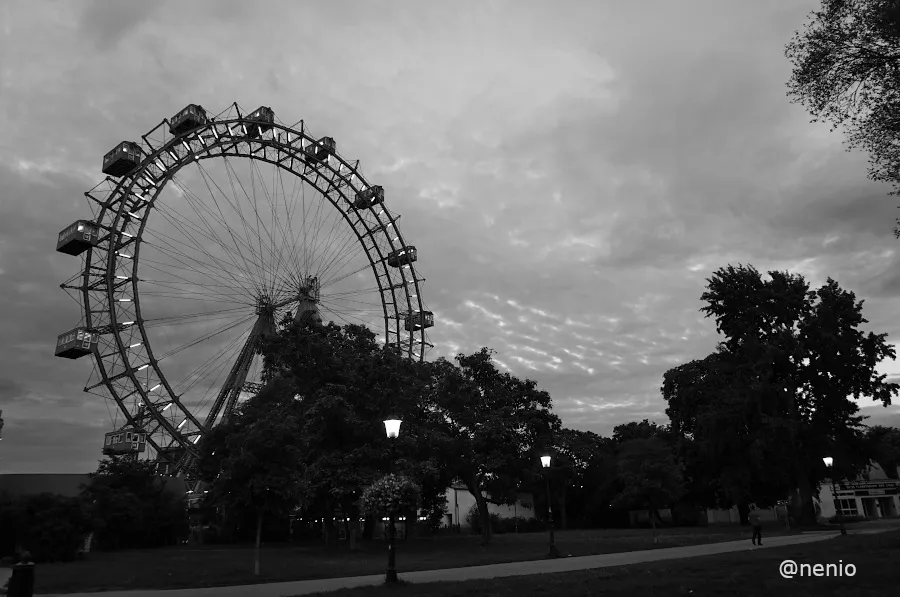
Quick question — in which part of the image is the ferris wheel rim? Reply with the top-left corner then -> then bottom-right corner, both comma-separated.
74,105 -> 432,473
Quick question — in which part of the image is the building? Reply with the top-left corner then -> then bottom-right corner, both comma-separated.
817,463 -> 900,520
0,473 -> 185,500
442,481 -> 536,529
704,463 -> 900,524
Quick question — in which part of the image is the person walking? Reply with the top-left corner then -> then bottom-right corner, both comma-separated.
749,506 -> 763,546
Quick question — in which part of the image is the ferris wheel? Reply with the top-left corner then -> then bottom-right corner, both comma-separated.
55,103 -> 434,484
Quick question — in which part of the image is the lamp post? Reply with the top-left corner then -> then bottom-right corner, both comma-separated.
822,456 -> 847,536
540,455 -> 560,558
384,417 -> 402,583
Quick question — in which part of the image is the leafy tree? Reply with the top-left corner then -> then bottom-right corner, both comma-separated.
427,348 -> 561,545
866,425 -> 900,477
197,402 -> 307,576
612,438 -> 685,543
255,315 -> 450,548
666,264 -> 898,525
785,0 -> 900,234
80,456 -> 187,550
539,428 -> 617,530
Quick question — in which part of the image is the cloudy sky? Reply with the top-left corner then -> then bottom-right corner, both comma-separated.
2,0 -> 900,474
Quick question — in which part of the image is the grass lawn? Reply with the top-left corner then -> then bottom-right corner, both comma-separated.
299,529 -> 900,597
29,524 -> 809,593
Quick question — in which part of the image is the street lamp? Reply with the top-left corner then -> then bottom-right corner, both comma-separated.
384,416 -> 402,583
822,456 -> 847,536
540,455 -> 560,558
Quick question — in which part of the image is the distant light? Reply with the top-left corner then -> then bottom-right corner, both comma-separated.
541,455 -> 551,468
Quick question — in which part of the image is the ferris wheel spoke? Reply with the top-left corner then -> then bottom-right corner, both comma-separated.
171,172 -> 269,294
139,240 -> 260,303
141,306 -> 251,327
147,205 -> 263,299
218,157 -> 281,293
316,233 -> 369,290
324,286 -> 382,298
311,211 -> 365,286
137,259 -> 257,303
317,303 -> 378,328
164,173 -> 265,265
157,313 -> 257,362
140,291 -> 252,306
249,157 -> 285,298
139,278 -> 258,294
187,161 -> 268,295
321,262 -> 373,290
141,230 -> 261,298
182,332 -> 257,426
154,180 -> 262,269
274,161 -> 305,290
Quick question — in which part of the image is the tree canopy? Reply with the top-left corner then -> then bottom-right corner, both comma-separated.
785,0 -> 900,233
664,264 -> 898,523
426,348 -> 562,544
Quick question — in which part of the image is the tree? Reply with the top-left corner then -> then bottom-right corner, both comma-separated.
427,348 -> 561,545
542,428 -> 616,530
665,264 -> 898,525
866,425 -> 900,477
197,403 -> 307,576
785,0 -> 900,234
255,315 -> 450,548
80,456 -> 187,550
612,438 -> 685,543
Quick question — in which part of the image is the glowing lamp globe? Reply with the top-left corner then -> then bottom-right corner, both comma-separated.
384,418 -> 402,439
540,455 -> 551,468
823,456 -> 833,468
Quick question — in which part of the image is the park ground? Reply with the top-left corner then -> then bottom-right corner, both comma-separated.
7,523 -> 834,594
298,527 -> 900,597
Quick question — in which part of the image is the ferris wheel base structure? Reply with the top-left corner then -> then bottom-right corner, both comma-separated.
54,102 -> 435,487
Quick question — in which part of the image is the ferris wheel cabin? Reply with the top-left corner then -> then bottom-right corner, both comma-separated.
103,429 -> 147,456
387,246 -> 417,267
169,104 -> 208,136
245,106 -> 274,138
56,220 -> 100,256
306,136 -> 336,163
102,141 -> 143,177
353,185 -> 384,209
404,310 -> 434,331
55,327 -> 99,359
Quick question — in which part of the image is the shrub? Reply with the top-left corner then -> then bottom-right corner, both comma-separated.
0,493 -> 91,562
360,474 -> 421,517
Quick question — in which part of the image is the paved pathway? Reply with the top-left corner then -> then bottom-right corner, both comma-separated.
33,530 -> 862,597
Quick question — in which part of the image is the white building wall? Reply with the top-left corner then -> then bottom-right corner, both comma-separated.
443,484 -> 535,528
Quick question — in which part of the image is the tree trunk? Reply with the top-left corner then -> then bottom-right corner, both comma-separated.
467,475 -> 492,545
560,484 -> 568,531
348,520 -> 358,551
737,503 -> 750,526
362,515 -> 375,540
254,510 -> 263,577
324,516 -> 338,547
794,477 -> 819,526
650,508 -> 659,544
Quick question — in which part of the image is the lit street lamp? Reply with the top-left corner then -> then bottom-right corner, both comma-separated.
384,417 -> 402,583
822,456 -> 847,536
540,455 -> 560,558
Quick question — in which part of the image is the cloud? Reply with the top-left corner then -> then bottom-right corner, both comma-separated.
2,0 -> 899,471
